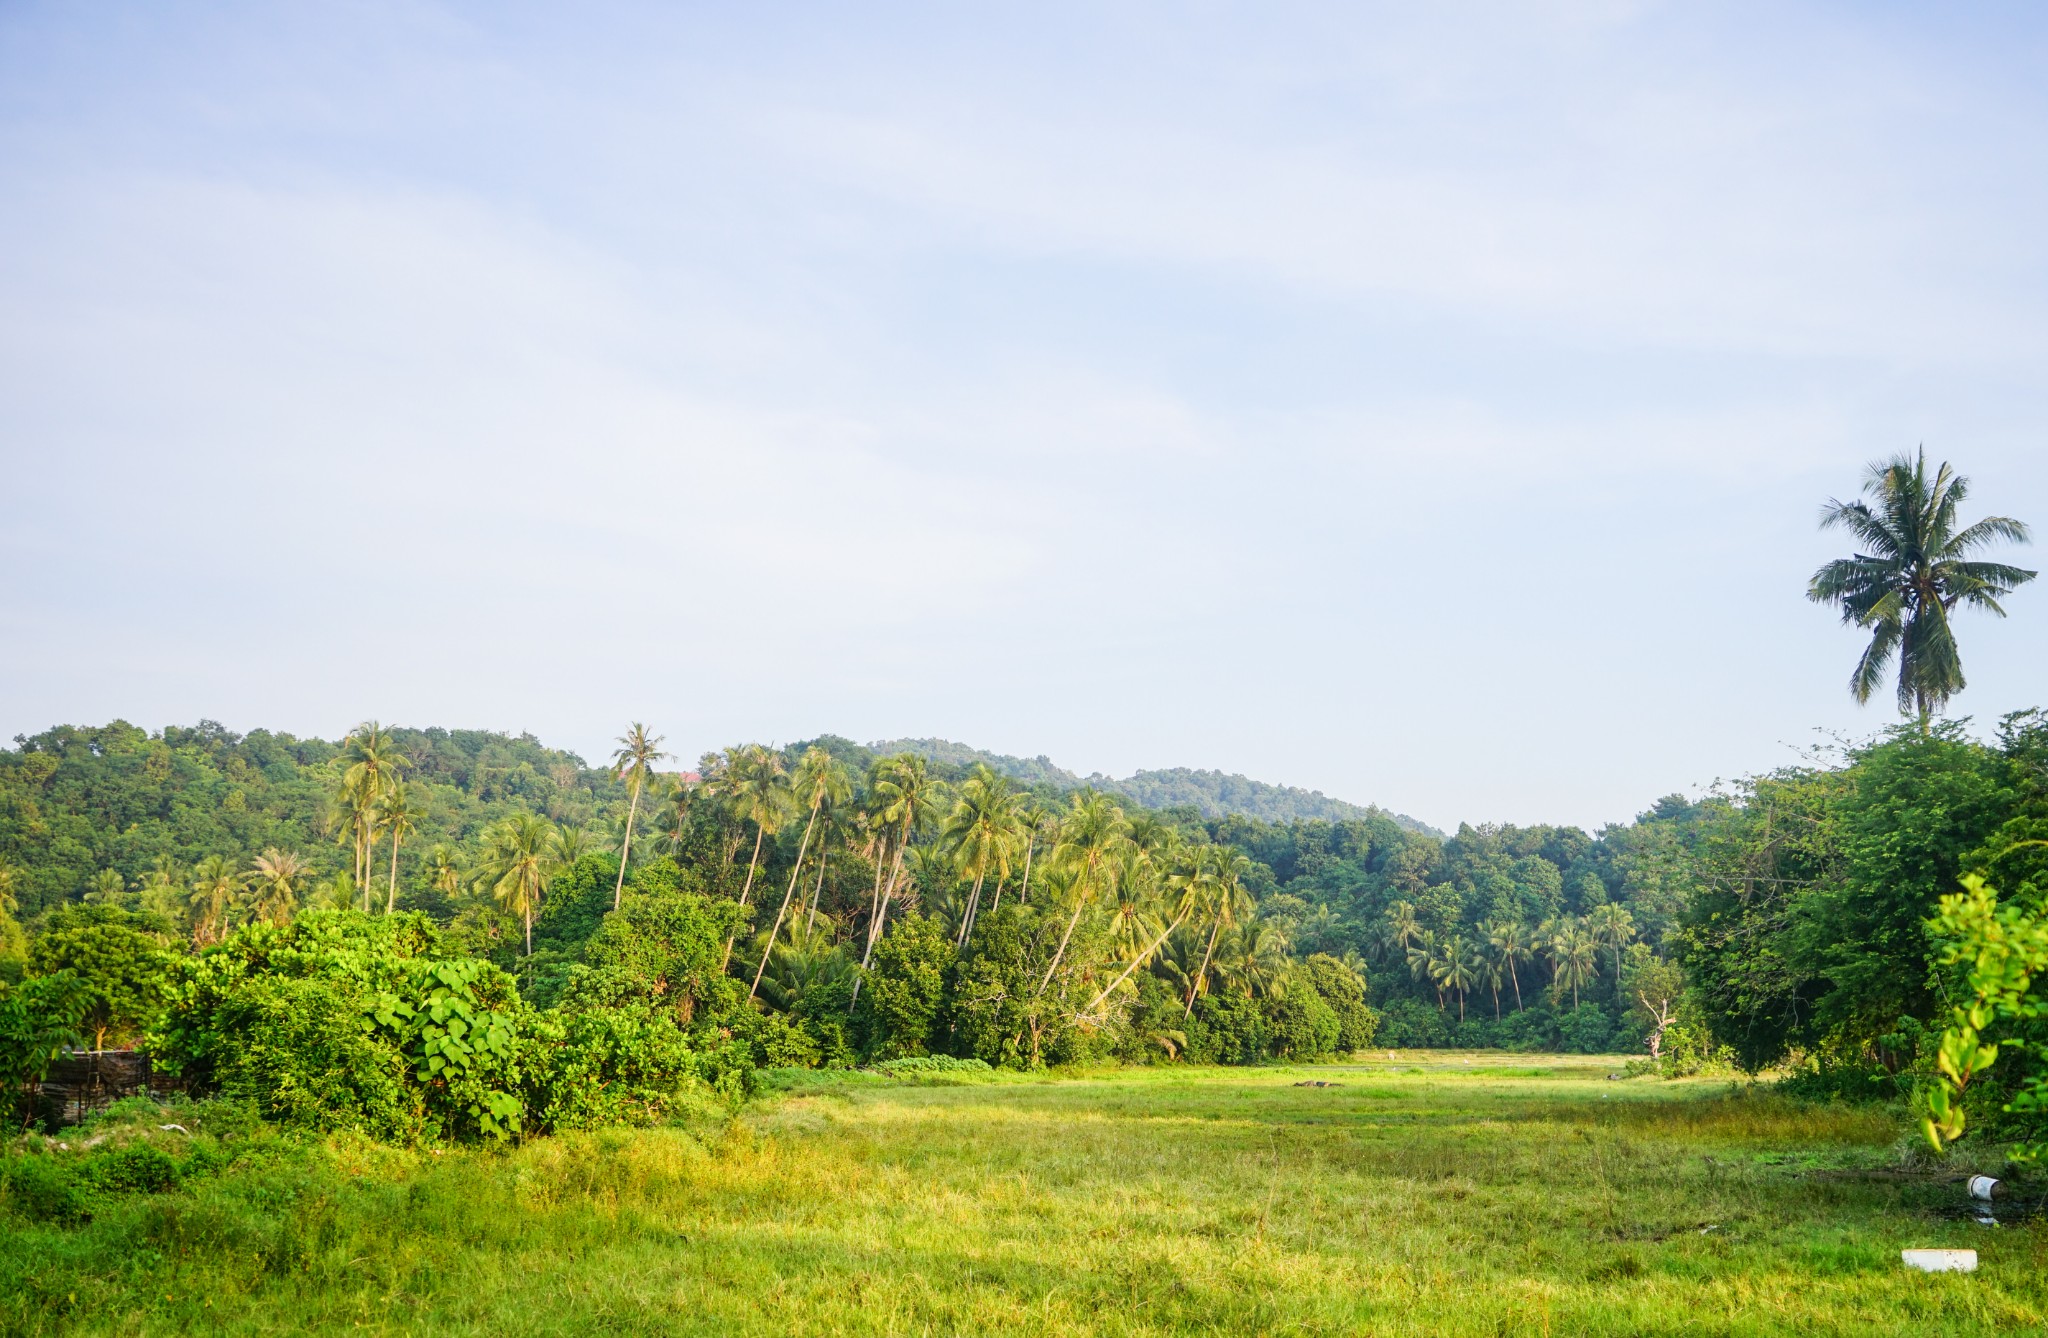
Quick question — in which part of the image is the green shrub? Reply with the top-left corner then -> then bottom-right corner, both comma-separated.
857,915 -> 953,1060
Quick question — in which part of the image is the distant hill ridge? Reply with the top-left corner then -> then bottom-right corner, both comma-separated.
866,738 -> 1440,837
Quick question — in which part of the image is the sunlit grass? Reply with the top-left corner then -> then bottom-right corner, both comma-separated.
3,1053 -> 2041,1335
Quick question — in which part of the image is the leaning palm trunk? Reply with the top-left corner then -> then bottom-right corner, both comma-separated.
1086,906 -> 1192,1014
1016,837 -> 1034,904
720,824 -> 769,970
1036,892 -> 1090,999
850,832 -> 911,1009
956,871 -> 986,948
804,849 -> 830,934
612,777 -> 643,911
751,802 -> 823,997
1183,919 -> 1223,1020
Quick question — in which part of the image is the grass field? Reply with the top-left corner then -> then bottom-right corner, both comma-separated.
4,1052 -> 2043,1335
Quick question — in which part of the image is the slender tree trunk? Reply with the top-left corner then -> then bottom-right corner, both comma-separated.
1037,870 -> 1092,999
1184,919 -> 1223,1020
613,777 -> 642,911
957,871 -> 986,948
1017,837 -> 1035,904
524,897 -> 533,956
987,872 -> 1007,917
751,802 -> 822,997
1509,960 -> 1522,1009
1087,907 -> 1190,1013
1492,982 -> 1500,1020
721,824 -> 768,970
386,833 -> 401,914
850,829 -> 911,1009
805,845 -> 829,935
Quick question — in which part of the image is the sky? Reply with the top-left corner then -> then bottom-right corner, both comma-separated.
3,2 -> 2047,833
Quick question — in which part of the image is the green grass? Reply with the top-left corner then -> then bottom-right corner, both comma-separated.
4,1052 -> 2044,1335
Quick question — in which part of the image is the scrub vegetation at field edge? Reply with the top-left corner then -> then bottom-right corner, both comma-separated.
4,1054 -> 2041,1337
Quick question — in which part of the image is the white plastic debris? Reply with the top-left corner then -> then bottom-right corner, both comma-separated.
157,1123 -> 189,1135
1901,1249 -> 1977,1273
1969,1175 -> 2001,1202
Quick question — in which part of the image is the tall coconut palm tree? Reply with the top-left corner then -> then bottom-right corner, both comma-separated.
481,812 -> 558,955
1547,920 -> 1598,1009
340,722 -> 408,888
374,781 -> 421,914
1184,848 -> 1252,1020
1433,936 -> 1480,1022
1037,791 -> 1131,998
752,748 -> 852,997
84,868 -> 128,906
188,855 -> 242,945
1808,450 -> 2035,726
1010,799 -> 1058,907
1586,903 -> 1637,986
248,848 -> 311,926
939,764 -> 1023,948
1484,919 -> 1533,1010
426,844 -> 463,902
1086,840 -> 1213,1014
1407,930 -> 1444,1009
714,746 -> 792,969
1381,901 -> 1423,962
608,723 -> 669,910
135,858 -> 183,923
859,753 -> 942,965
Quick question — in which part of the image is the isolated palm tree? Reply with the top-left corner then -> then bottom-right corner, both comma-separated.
1808,450 -> 2035,726
248,848 -> 311,925
482,812 -> 558,955
608,723 -> 669,910
375,781 -> 421,913
1037,792 -> 1131,998
752,748 -> 852,997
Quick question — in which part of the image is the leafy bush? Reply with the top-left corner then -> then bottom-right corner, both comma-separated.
857,915 -> 953,1060
1263,989 -> 1341,1060
1556,1003 -> 1617,1054
1184,993 -> 1266,1065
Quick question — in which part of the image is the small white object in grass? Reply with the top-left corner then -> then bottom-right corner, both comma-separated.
157,1123 -> 189,1134
1901,1249 -> 1977,1273
1699,1225 -> 1719,1235
1969,1175 -> 2001,1202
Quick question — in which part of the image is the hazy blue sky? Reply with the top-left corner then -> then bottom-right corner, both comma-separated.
4,2 -> 2046,831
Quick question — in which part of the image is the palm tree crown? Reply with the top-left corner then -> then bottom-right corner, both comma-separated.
1808,450 -> 2034,722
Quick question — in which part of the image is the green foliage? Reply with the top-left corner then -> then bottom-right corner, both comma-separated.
0,971 -> 89,1117
1298,953 -> 1379,1051
857,914 -> 953,1060
1922,873 -> 2048,1159
27,920 -> 171,1049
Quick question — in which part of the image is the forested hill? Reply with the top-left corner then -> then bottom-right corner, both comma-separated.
868,738 -> 1439,835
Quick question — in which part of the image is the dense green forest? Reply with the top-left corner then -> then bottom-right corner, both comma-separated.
2,451 -> 2045,1165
